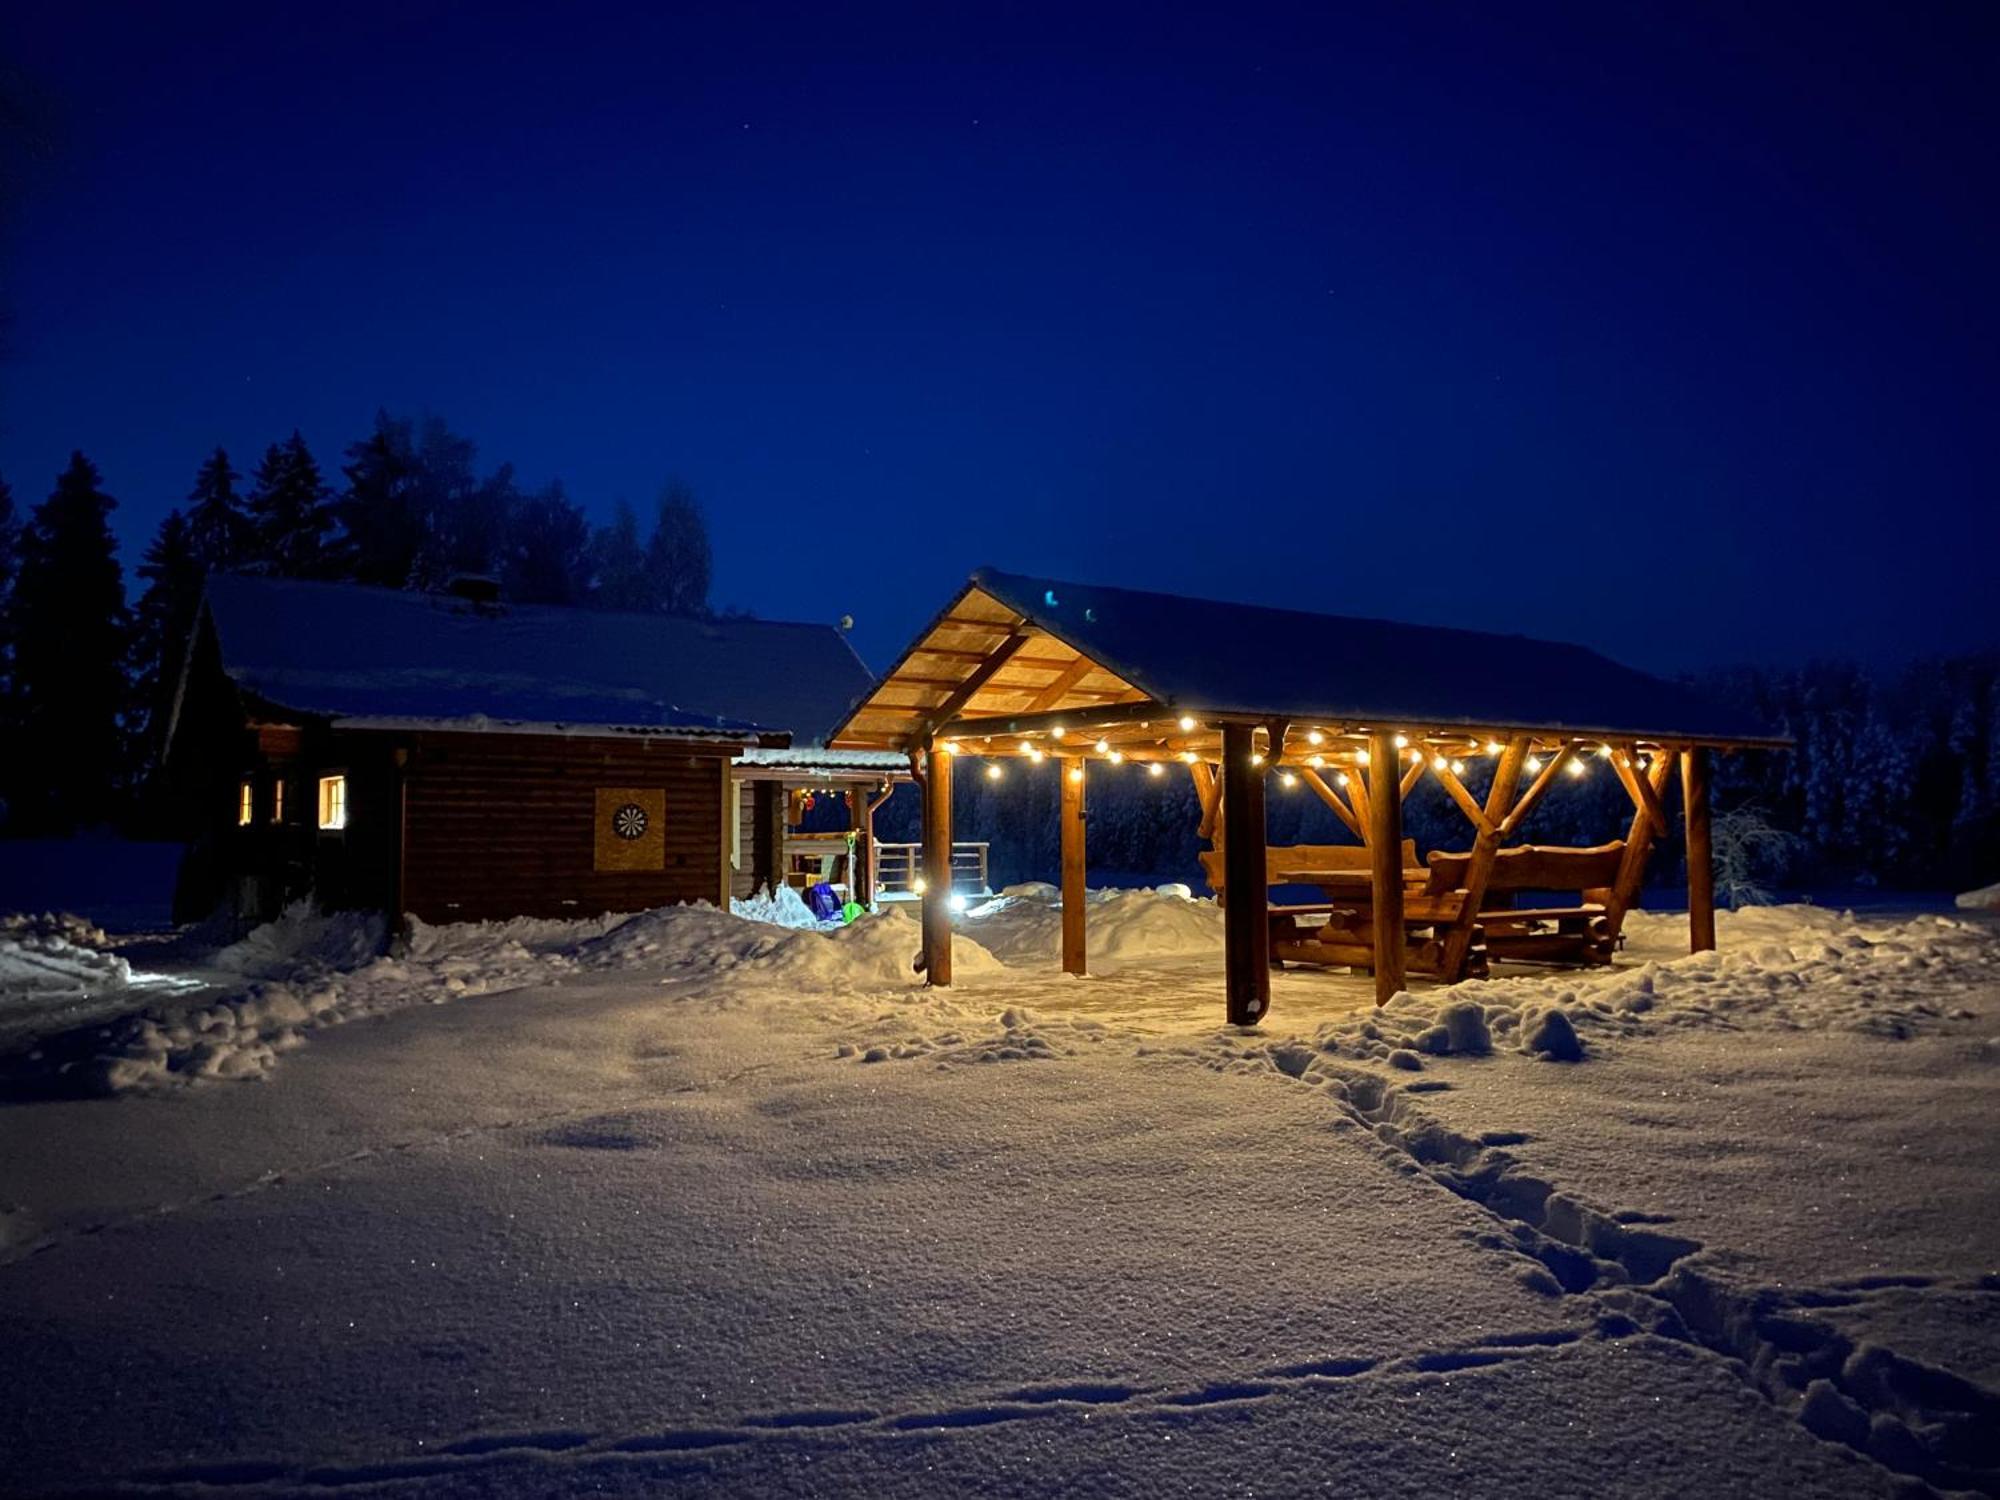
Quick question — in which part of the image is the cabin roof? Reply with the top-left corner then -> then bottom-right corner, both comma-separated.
197,573 -> 876,743
830,566 -> 1783,750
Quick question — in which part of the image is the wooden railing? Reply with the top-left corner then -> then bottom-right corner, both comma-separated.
873,841 -> 990,899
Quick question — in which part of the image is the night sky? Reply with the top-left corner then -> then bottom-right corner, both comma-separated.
1,2 -> 1993,677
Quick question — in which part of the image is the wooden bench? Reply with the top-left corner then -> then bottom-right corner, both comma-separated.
1425,841 -> 1627,968
1201,842 -> 1449,973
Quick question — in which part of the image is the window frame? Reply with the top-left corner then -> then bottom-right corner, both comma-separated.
238,779 -> 255,827
317,773 -> 348,832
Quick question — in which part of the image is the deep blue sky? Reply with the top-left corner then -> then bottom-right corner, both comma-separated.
2,2 -> 1994,676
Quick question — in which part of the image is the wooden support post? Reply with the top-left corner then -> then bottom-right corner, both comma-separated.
847,785 -> 875,907
1605,751 -> 1676,940
921,741 -> 954,985
1682,747 -> 1716,954
1219,724 -> 1270,1026
1367,729 -> 1406,1005
1060,760 -> 1087,975
1438,736 -> 1530,981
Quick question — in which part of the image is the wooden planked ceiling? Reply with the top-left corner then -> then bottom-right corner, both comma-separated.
831,587 -> 1152,748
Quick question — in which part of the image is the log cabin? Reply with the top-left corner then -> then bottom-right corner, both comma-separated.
830,567 -> 1788,1025
164,573 -> 903,926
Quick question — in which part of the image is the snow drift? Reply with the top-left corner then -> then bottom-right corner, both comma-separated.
959,884 -> 1223,967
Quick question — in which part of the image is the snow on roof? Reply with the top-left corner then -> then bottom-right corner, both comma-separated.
201,574 -> 876,743
733,746 -> 911,774
963,567 -> 1783,745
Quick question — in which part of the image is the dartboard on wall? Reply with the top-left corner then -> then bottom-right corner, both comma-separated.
593,787 -> 666,871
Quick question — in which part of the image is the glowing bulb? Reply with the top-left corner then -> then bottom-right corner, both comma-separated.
1306,730 -> 1324,746
940,740 -> 959,755
948,891 -> 968,913
1147,761 -> 1165,778
1108,750 -> 1125,765
1179,750 -> 1197,764
1526,756 -> 1543,773
1280,771 -> 1298,788
1308,754 -> 1324,768
1028,748 -> 1045,763
1050,725 -> 1066,739
1451,759 -> 1466,775
1393,734 -> 1409,749
912,876 -> 928,895
1566,758 -> 1586,778
1485,741 -> 1504,755
1433,754 -> 1448,770
1067,765 -> 1083,784
1250,752 -> 1264,766
1357,750 -> 1371,765
1018,740 -> 1033,755
1336,771 -> 1350,787
1094,739 -> 1109,754
1409,748 -> 1424,764
985,763 -> 1003,781
1177,715 -> 1197,732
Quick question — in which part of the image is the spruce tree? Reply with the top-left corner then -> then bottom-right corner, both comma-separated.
245,431 -> 336,577
7,453 -> 130,832
643,480 -> 713,616
335,412 -> 425,587
183,447 -> 251,571
0,475 -> 20,813
129,509 -> 203,776
501,481 -> 591,605
587,500 -> 652,611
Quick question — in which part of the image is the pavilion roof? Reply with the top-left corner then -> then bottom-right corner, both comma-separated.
829,567 -> 1784,751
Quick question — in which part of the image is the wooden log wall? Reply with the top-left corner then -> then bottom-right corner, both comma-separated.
398,731 -> 734,923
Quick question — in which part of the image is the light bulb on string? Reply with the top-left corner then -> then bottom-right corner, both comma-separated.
1306,730 -> 1324,746
1177,715 -> 1197,732
985,763 -> 1003,781
1108,750 -> 1125,765
1393,734 -> 1409,749
1526,756 -> 1543,773
1067,765 -> 1083,784
1566,758 -> 1587,778
1094,739 -> 1109,754
1280,771 -> 1297,788
1147,762 -> 1165,778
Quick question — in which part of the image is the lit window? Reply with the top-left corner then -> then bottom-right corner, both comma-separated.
237,781 -> 254,826
318,775 -> 347,830
272,779 -> 286,824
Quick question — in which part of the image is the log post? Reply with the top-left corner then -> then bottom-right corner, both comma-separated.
1219,724 -> 1269,1026
847,785 -> 874,907
1060,760 -> 1087,976
921,740 -> 954,985
1438,736 -> 1530,981
1367,729 -> 1406,1005
1682,747 -> 1715,954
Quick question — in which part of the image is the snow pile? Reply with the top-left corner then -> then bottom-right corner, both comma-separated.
89,901 -> 1000,1093
1311,904 -> 1998,1067
0,924 -> 131,1004
1957,881 -> 2000,911
960,884 -> 1223,967
1,911 -> 111,948
729,883 -> 832,929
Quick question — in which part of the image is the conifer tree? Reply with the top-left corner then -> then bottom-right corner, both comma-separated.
129,509 -> 202,775
245,431 -> 336,577
501,481 -> 591,605
7,453 -> 130,831
336,412 -> 426,587
643,480 -> 712,616
587,500 -> 651,611
183,447 -> 251,570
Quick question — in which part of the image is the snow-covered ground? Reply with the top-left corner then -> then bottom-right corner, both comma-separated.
0,887 -> 1994,1496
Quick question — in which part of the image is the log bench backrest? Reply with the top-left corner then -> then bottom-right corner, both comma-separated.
1425,840 -> 1627,898
1201,841 -> 1417,893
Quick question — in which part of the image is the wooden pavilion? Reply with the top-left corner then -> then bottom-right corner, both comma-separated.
828,568 -> 1787,1025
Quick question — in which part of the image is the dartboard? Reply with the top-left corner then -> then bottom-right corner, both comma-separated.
611,802 -> 650,840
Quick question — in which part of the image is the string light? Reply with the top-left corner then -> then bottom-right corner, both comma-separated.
1179,750 -> 1198,763
1250,752 -> 1264,766
1028,748 -> 1045,763
1451,759 -> 1466,775
1050,725 -> 1066,739
1108,750 -> 1125,765
1308,754 -> 1325,768
1094,739 -> 1109,754
1485,741 -> 1504,755
1177,715 -> 1197,732
1280,771 -> 1298,788
1596,743 -> 1612,758
941,740 -> 959,755
1067,765 -> 1084,784
1433,754 -> 1448,770
1566,758 -> 1587,778
985,763 -> 1003,781
1306,730 -> 1324,746
1526,756 -> 1543,773
1335,771 -> 1350,787
1357,750 -> 1371,765
1147,762 -> 1165,778
1018,740 -> 1033,755
1393,734 -> 1409,749
1408,748 -> 1424,764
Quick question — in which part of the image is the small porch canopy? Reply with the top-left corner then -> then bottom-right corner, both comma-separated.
828,568 -> 1786,1024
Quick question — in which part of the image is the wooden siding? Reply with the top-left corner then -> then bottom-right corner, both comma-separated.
399,732 -> 734,923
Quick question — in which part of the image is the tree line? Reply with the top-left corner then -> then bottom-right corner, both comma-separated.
0,411 -> 716,835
